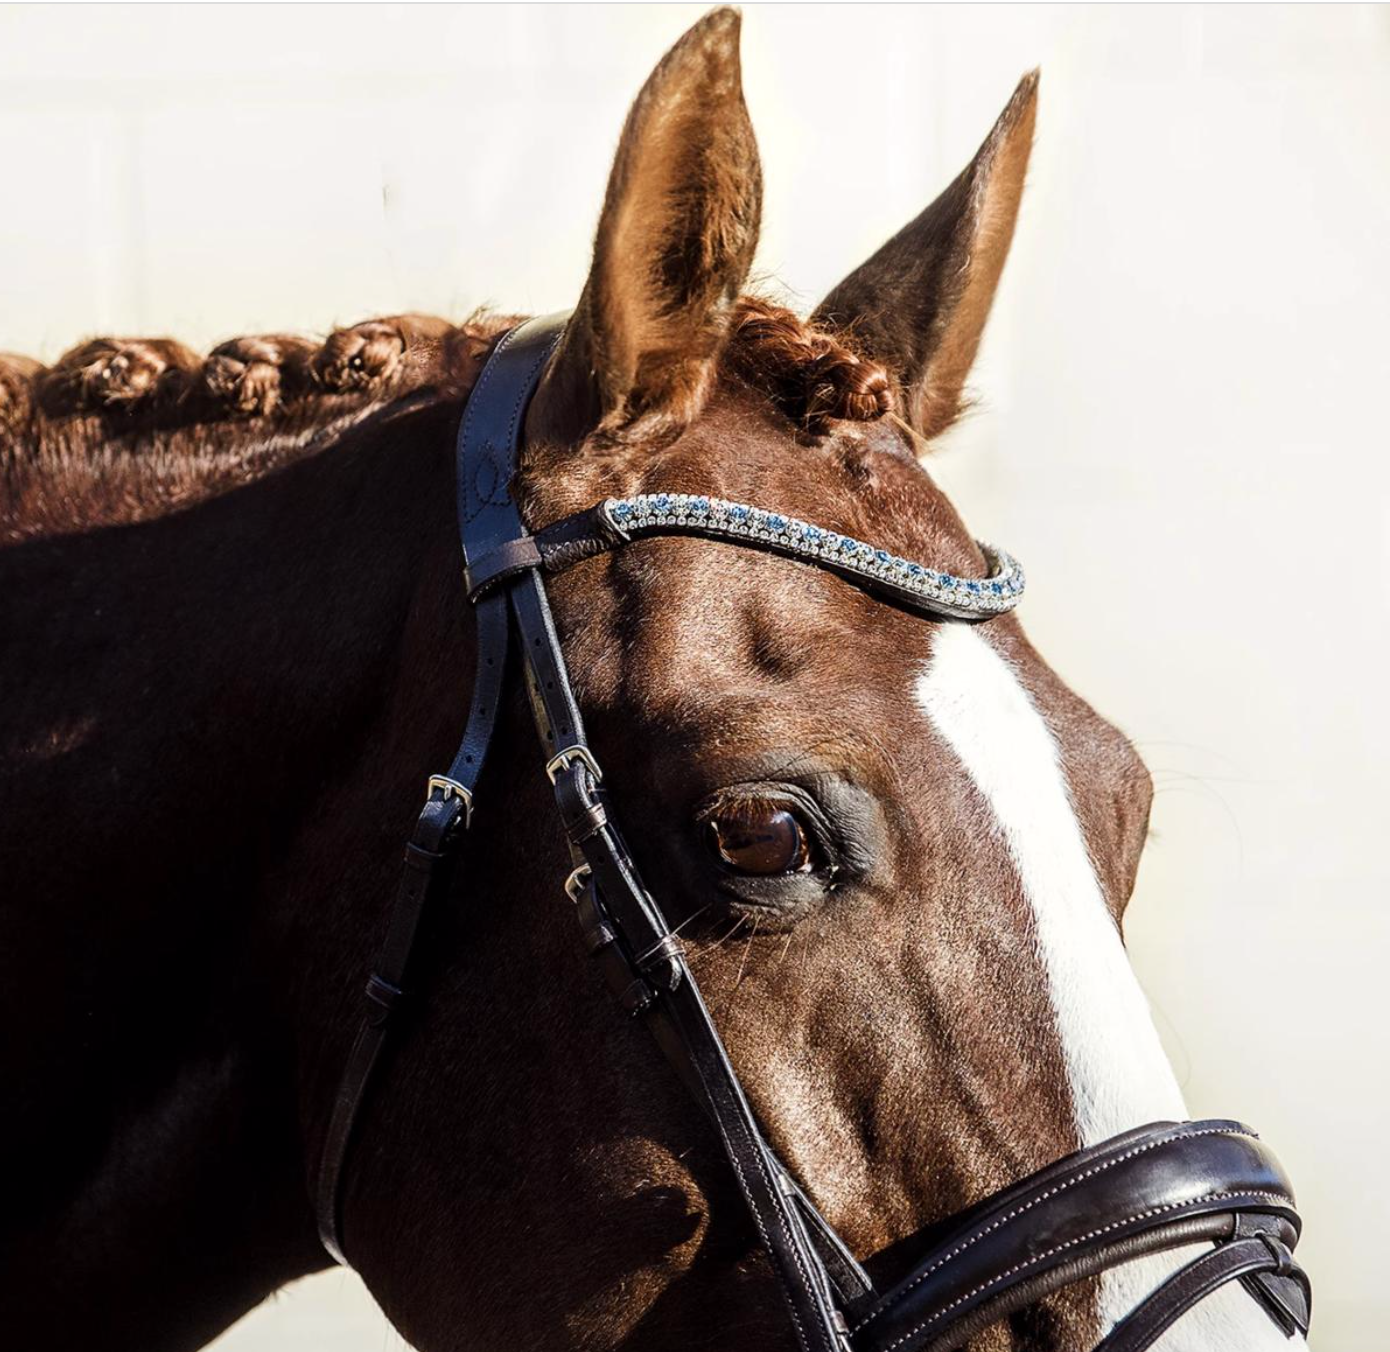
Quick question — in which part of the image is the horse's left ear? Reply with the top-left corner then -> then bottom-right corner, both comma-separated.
812,72 -> 1038,445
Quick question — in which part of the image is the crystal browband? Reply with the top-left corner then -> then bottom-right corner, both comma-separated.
463,491 -> 1025,623
602,493 -> 1025,619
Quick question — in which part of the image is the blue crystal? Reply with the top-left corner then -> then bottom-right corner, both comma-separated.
767,514 -> 787,532
694,497 -> 710,512
874,549 -> 889,563
729,504 -> 749,521
802,525 -> 822,541
990,582 -> 1002,595
613,501 -> 633,520
908,563 -> 924,577
939,575 -> 955,589
654,494 -> 670,510
966,581 -> 981,594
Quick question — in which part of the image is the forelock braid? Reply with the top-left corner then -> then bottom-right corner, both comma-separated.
726,297 -> 893,435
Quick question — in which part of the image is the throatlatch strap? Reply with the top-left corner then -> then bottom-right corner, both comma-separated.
315,589 -> 511,1264
312,331 -> 552,1267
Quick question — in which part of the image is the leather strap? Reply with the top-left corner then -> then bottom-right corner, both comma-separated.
315,588 -> 509,1263
315,794 -> 464,1264
1096,1221 -> 1310,1352
505,560 -> 858,1347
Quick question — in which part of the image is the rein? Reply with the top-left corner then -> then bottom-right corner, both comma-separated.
315,313 -> 1312,1352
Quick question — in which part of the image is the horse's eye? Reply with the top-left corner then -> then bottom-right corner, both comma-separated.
705,800 -> 812,875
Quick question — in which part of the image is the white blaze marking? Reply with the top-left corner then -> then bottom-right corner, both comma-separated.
915,625 -> 1307,1350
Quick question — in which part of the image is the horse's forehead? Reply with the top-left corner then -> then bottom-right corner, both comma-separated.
543,392 -> 1052,758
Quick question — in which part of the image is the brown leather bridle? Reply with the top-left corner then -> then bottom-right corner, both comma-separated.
315,314 -> 1312,1352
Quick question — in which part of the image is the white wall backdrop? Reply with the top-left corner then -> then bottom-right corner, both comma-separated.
3,4 -> 1386,1349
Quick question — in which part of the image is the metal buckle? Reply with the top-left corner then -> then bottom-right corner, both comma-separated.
564,864 -> 593,904
426,775 -> 474,828
545,745 -> 603,785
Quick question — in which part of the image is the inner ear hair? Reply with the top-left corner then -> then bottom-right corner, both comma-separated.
533,8 -> 763,449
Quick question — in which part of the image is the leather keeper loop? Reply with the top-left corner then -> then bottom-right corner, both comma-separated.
574,888 -> 618,953
464,537 -> 543,601
618,977 -> 656,1014
582,921 -> 618,954
554,764 -> 609,841
403,838 -> 448,869
364,974 -> 403,1028
1257,1232 -> 1295,1277
638,935 -> 685,987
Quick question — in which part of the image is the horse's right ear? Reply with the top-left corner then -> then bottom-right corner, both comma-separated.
530,8 -> 762,448
812,72 -> 1038,447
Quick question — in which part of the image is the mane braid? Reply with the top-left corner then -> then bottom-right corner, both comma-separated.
1,298 -> 891,542
0,312 -> 519,542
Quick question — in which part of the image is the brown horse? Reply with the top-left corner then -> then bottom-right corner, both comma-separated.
0,11 -> 1306,1352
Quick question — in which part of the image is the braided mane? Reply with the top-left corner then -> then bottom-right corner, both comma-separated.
1,300 -> 891,541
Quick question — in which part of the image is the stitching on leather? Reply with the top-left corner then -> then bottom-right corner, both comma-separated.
750,1136 -> 828,1350
852,1125 -> 1259,1333
485,332 -> 558,523
868,1187 -> 1293,1352
458,324 -> 518,524
708,1105 -> 815,1352
460,324 -> 556,524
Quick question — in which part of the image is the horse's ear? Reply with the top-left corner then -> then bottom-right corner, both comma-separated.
812,72 -> 1038,446
532,7 -> 761,447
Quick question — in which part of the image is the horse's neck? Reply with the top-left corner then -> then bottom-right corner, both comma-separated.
0,402 -> 465,1348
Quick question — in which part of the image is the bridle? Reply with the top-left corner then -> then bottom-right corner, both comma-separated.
315,314 -> 1312,1352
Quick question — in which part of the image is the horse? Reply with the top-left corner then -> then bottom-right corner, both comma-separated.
0,10 -> 1310,1351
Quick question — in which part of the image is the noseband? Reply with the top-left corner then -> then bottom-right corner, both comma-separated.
316,314 -> 1311,1352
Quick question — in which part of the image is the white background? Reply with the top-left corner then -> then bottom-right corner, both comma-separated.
2,5 -> 1386,1349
